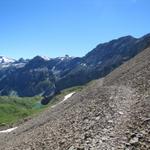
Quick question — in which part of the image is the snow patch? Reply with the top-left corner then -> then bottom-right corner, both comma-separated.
13,63 -> 26,68
0,64 -> 11,68
0,62 -> 26,69
62,92 -> 76,102
41,56 -> 51,61
51,92 -> 76,108
81,63 -> 87,67
0,127 -> 18,133
52,66 -> 56,71
57,55 -> 74,61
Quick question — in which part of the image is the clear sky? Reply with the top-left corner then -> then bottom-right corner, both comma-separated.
0,0 -> 149,59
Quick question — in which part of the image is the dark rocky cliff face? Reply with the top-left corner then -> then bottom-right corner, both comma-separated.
56,34 -> 150,90
0,33 -> 150,97
0,63 -> 55,97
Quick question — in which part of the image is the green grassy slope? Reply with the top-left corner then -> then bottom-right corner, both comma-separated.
0,96 -> 44,126
0,85 -> 84,128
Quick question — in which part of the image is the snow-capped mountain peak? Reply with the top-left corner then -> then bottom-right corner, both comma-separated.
57,55 -> 74,61
0,56 -> 16,64
40,56 -> 51,61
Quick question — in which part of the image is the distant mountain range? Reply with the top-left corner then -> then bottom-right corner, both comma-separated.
0,33 -> 150,97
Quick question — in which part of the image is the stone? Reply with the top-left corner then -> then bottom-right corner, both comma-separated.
68,146 -> 75,150
129,137 -> 139,144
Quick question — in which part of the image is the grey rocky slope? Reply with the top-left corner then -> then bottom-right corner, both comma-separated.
0,48 -> 150,149
0,33 -> 150,97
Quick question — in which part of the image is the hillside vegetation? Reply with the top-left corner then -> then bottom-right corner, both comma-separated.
0,85 -> 84,128
0,96 -> 43,127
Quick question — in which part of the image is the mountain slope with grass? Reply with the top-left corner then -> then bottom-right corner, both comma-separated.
0,96 -> 43,128
0,46 -> 150,149
0,85 -> 84,129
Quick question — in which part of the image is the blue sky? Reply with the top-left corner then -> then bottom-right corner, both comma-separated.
0,0 -> 149,59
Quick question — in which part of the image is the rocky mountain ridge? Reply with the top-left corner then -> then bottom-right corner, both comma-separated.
0,33 -> 150,97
